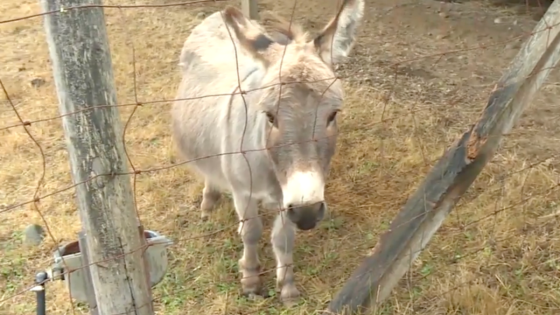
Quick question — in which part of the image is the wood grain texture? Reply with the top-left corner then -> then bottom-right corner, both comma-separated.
42,0 -> 154,313
325,1 -> 560,314
241,0 -> 259,20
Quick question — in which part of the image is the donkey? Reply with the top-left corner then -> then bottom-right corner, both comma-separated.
171,0 -> 364,305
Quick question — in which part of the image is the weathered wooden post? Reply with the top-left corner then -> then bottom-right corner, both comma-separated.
41,0 -> 154,313
241,0 -> 258,20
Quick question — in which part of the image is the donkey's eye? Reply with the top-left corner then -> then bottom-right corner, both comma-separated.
327,111 -> 338,125
265,112 -> 276,125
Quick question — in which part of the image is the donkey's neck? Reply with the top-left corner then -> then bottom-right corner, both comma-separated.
232,65 -> 277,177
228,64 -> 269,149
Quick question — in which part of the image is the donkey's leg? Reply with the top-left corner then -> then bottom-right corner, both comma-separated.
271,213 -> 300,305
200,179 -> 221,221
232,191 -> 263,297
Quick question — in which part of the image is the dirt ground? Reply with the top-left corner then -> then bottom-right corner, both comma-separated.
1,0 -> 560,314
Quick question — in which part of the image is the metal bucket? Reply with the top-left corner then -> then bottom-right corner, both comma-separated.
50,230 -> 173,303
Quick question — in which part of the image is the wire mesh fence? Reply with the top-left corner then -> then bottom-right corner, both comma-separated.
1,0 -> 560,314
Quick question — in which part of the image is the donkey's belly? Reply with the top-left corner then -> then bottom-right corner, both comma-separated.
172,113 -> 232,190
191,156 -> 230,190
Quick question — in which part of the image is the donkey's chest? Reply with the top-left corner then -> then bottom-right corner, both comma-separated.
225,154 -> 282,200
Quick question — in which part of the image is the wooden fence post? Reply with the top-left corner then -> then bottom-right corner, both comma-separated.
41,0 -> 154,314
241,0 -> 258,20
324,1 -> 560,314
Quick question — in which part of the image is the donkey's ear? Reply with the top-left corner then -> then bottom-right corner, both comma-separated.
221,6 -> 274,66
312,0 -> 365,66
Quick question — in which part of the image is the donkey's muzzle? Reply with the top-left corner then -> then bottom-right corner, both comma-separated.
286,201 -> 326,231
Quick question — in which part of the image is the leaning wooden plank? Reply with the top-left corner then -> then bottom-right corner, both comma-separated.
324,2 -> 560,314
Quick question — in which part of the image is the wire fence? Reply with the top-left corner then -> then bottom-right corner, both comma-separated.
1,0 -> 560,314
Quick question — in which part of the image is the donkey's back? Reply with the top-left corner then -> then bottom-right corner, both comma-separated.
177,11 -> 265,92
171,11 -> 268,190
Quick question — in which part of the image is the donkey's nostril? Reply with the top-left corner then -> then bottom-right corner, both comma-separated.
285,203 -> 300,226
286,204 -> 295,213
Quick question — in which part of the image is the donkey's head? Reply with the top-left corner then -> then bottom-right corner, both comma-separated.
222,0 -> 364,230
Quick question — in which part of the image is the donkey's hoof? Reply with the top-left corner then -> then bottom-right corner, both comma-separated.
241,277 -> 264,299
242,286 -> 268,300
280,286 -> 301,307
244,292 -> 265,301
200,213 -> 210,221
281,295 -> 301,307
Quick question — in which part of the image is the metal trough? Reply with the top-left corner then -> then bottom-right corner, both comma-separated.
49,230 -> 173,303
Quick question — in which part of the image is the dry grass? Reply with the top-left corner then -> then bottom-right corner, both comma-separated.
1,0 -> 560,314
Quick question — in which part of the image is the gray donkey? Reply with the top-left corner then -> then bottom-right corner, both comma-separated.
171,0 -> 364,305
